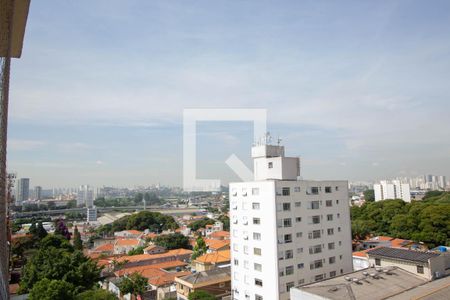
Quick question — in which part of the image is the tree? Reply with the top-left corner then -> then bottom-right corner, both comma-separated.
55,219 -> 71,240
119,272 -> 148,298
188,218 -> 215,231
188,290 -> 217,300
29,222 -> 37,236
76,288 -> 118,300
19,246 -> 101,294
154,233 -> 190,250
73,226 -> 83,251
217,215 -> 230,231
39,234 -> 74,252
192,237 -> 208,260
351,220 -> 371,240
36,221 -> 48,239
128,246 -> 145,256
67,200 -> 77,209
363,189 -> 375,202
28,279 -> 76,300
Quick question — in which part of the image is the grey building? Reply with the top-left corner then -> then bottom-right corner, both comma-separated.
15,178 -> 30,206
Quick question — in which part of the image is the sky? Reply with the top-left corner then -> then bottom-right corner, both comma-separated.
7,0 -> 450,188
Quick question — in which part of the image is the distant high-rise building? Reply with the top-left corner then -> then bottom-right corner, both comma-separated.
438,176 -> 447,189
34,186 -> 42,200
15,178 -> 30,206
374,180 -> 411,202
230,140 -> 353,300
77,185 -> 94,207
87,207 -> 97,222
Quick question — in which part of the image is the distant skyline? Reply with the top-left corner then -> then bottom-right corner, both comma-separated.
8,0 -> 450,187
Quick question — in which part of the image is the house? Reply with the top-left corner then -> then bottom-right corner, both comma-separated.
114,260 -> 191,300
193,250 -> 231,272
114,230 -> 143,239
367,247 -> 450,280
204,239 -> 230,253
113,248 -> 193,268
175,266 -> 231,300
205,221 -> 223,236
113,238 -> 143,255
360,236 -> 416,251
144,245 -> 167,255
208,230 -> 230,241
91,243 -> 114,256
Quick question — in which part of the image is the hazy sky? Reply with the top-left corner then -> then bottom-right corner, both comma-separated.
8,0 -> 450,188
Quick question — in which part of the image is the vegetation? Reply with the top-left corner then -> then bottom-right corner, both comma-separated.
94,193 -> 163,208
191,237 -> 208,260
217,215 -> 230,231
188,290 -> 217,300
76,288 -> 118,300
363,189 -> 375,202
118,272 -> 148,298
96,211 -> 178,236
351,192 -> 450,247
154,233 -> 191,250
128,246 -> 145,256
55,219 -> 71,240
28,278 -> 76,300
73,226 -> 83,250
19,234 -> 101,295
188,218 -> 215,231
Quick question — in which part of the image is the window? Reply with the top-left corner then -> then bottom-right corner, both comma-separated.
244,246 -> 249,254
336,199 -> 340,204
243,216 -> 249,224
231,201 -> 238,210
268,162 -> 273,168
284,234 -> 292,243
232,189 -> 237,196
252,202 -> 260,210
326,200 -> 332,207
309,245 -> 322,254
339,241 -> 342,246
296,232 -> 303,238
298,279 -> 305,285
315,274 -> 324,281
286,282 -> 295,292
233,244 -> 238,251
254,248 -> 262,256
285,250 -> 293,259
309,201 -> 320,209
244,260 -> 249,269
309,230 -> 321,239
282,187 -> 290,196
338,227 -> 341,232
253,232 -> 261,240
340,255 -> 343,260
242,188 -> 247,196
255,295 -> 263,300
309,187 -> 319,195
253,217 -> 261,225
297,263 -> 304,269
327,214 -> 333,221
283,218 -> 292,227
254,263 -> 262,271
297,247 -> 303,253
311,215 -> 320,224
330,271 -> 337,277
234,259 -> 239,266
294,187 -> 301,192
327,228 -> 334,235
329,256 -> 336,264
286,266 -> 294,275
252,188 -> 260,195
255,279 -> 263,287
295,217 -> 302,222
310,259 -> 323,270
417,265 -> 424,274
337,213 -> 340,218
295,201 -> 301,207
325,186 -> 332,193
335,186 -> 339,191
328,242 -> 335,250
375,258 -> 381,266
283,202 -> 291,211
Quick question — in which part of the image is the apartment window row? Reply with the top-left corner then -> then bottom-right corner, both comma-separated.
231,201 -> 261,210
278,186 -> 339,196
231,187 -> 261,197
233,244 -> 262,256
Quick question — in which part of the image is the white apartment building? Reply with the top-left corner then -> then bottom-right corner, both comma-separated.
229,143 -> 353,300
374,180 -> 411,202
77,185 -> 94,207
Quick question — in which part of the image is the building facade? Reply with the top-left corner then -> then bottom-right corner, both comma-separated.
77,184 -> 94,207
229,143 -> 353,300
15,177 -> 29,206
374,180 -> 411,202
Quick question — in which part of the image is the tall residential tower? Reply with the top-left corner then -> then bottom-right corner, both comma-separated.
229,141 -> 353,300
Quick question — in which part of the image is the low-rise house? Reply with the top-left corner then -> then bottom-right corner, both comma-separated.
175,266 -> 231,300
192,250 -> 230,272
113,248 -> 193,268
360,236 -> 417,250
113,238 -> 143,255
205,239 -> 230,253
205,221 -> 223,236
208,230 -> 230,240
114,230 -> 143,239
91,243 -> 114,256
144,245 -> 167,255
367,247 -> 449,280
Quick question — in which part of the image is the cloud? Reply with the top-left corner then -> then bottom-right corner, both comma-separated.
9,139 -> 46,151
